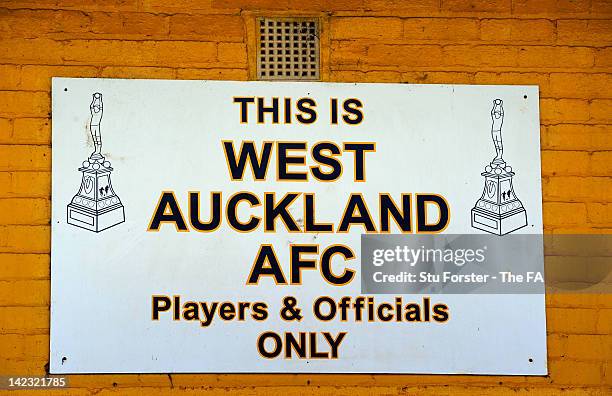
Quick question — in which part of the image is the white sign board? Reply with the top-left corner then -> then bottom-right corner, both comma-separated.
51,79 -> 546,374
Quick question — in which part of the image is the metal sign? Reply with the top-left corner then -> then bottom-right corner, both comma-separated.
51,79 -> 546,374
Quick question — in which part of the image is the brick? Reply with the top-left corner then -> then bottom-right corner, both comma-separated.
331,17 -> 403,39
0,334 -> 48,359
512,0 -> 590,16
565,334 -> 611,360
361,71 -> 402,82
543,202 -> 587,225
296,0 -> 367,12
594,47 -> 612,68
99,66 -> 176,80
557,20 -> 612,46
403,18 -> 479,41
363,1 -> 440,15
0,279 -> 49,305
0,65 -> 21,90
9,118 -> 51,145
366,45 -> 443,67
0,9 -> 90,39
545,255 -> 611,288
144,0 -> 239,14
402,71 -> 475,84
544,234 -> 612,257
0,225 -> 50,254
518,46 -> 594,69
329,70 -> 369,82
547,333 -> 567,358
89,12 -> 169,38
481,19 -> 555,43
541,125 -> 612,151
330,41 -> 368,67
474,72 -> 548,94
170,15 -> 244,42
0,39 -> 65,65
548,360 -> 601,385
19,65 -> 99,91
591,0 -> 612,15
597,309 -> 612,334
441,0 -> 511,13
327,70 -> 402,82
0,1 -> 138,12
587,203 -> 612,225
0,358 -> 47,376
211,0 -> 291,10
0,253 -> 49,279
0,172 -> 51,198
176,68 -> 248,80
217,43 -> 247,65
547,307 -> 598,334
547,294 -> 612,309
590,152 -> 612,177
590,99 -> 612,123
540,99 -> 590,123
550,73 -> 612,100
443,45 -> 518,67
0,306 -> 49,334
0,92 -> 49,118
69,375 -> 171,389
542,151 -> 590,176
544,177 -> 610,202
0,118 -> 12,141
215,0 -> 367,12
62,40 -> 217,67
0,198 -> 50,225
0,146 -> 50,171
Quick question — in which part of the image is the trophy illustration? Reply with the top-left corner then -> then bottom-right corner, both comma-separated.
471,99 -> 527,235
66,93 -> 125,232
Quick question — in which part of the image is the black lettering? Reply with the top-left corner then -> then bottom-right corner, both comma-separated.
320,245 -> 356,285
233,97 -> 255,123
304,194 -> 333,232
258,332 -> 282,358
277,142 -> 307,181
227,192 -> 261,232
311,142 -> 342,181
290,244 -> 318,283
189,192 -> 221,231
417,195 -> 450,232
247,245 -> 287,284
223,141 -> 272,180
380,194 -> 412,232
296,98 -> 317,124
152,296 -> 171,320
338,194 -> 376,232
257,97 -> 279,123
342,99 -> 363,124
264,193 -> 300,232
343,142 -> 375,181
149,192 -> 188,231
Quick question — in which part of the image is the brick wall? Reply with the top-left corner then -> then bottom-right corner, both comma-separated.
0,0 -> 610,394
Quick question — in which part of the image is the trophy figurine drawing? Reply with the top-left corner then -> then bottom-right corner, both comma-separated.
471,99 -> 527,235
66,93 -> 125,232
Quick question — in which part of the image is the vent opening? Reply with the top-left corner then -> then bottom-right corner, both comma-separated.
257,18 -> 320,81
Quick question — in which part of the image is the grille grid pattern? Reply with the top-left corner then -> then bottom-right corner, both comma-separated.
257,18 -> 320,80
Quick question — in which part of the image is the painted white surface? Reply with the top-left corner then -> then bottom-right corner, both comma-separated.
51,79 -> 545,374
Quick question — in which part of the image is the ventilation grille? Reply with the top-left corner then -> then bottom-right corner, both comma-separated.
257,18 -> 320,81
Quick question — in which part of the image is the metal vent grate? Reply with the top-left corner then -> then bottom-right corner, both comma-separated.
257,18 -> 320,81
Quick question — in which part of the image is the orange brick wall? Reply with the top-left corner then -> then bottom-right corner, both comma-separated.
0,1 -> 610,394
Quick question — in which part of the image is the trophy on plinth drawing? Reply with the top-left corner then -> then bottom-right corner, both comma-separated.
66,93 -> 125,232
471,99 -> 527,235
